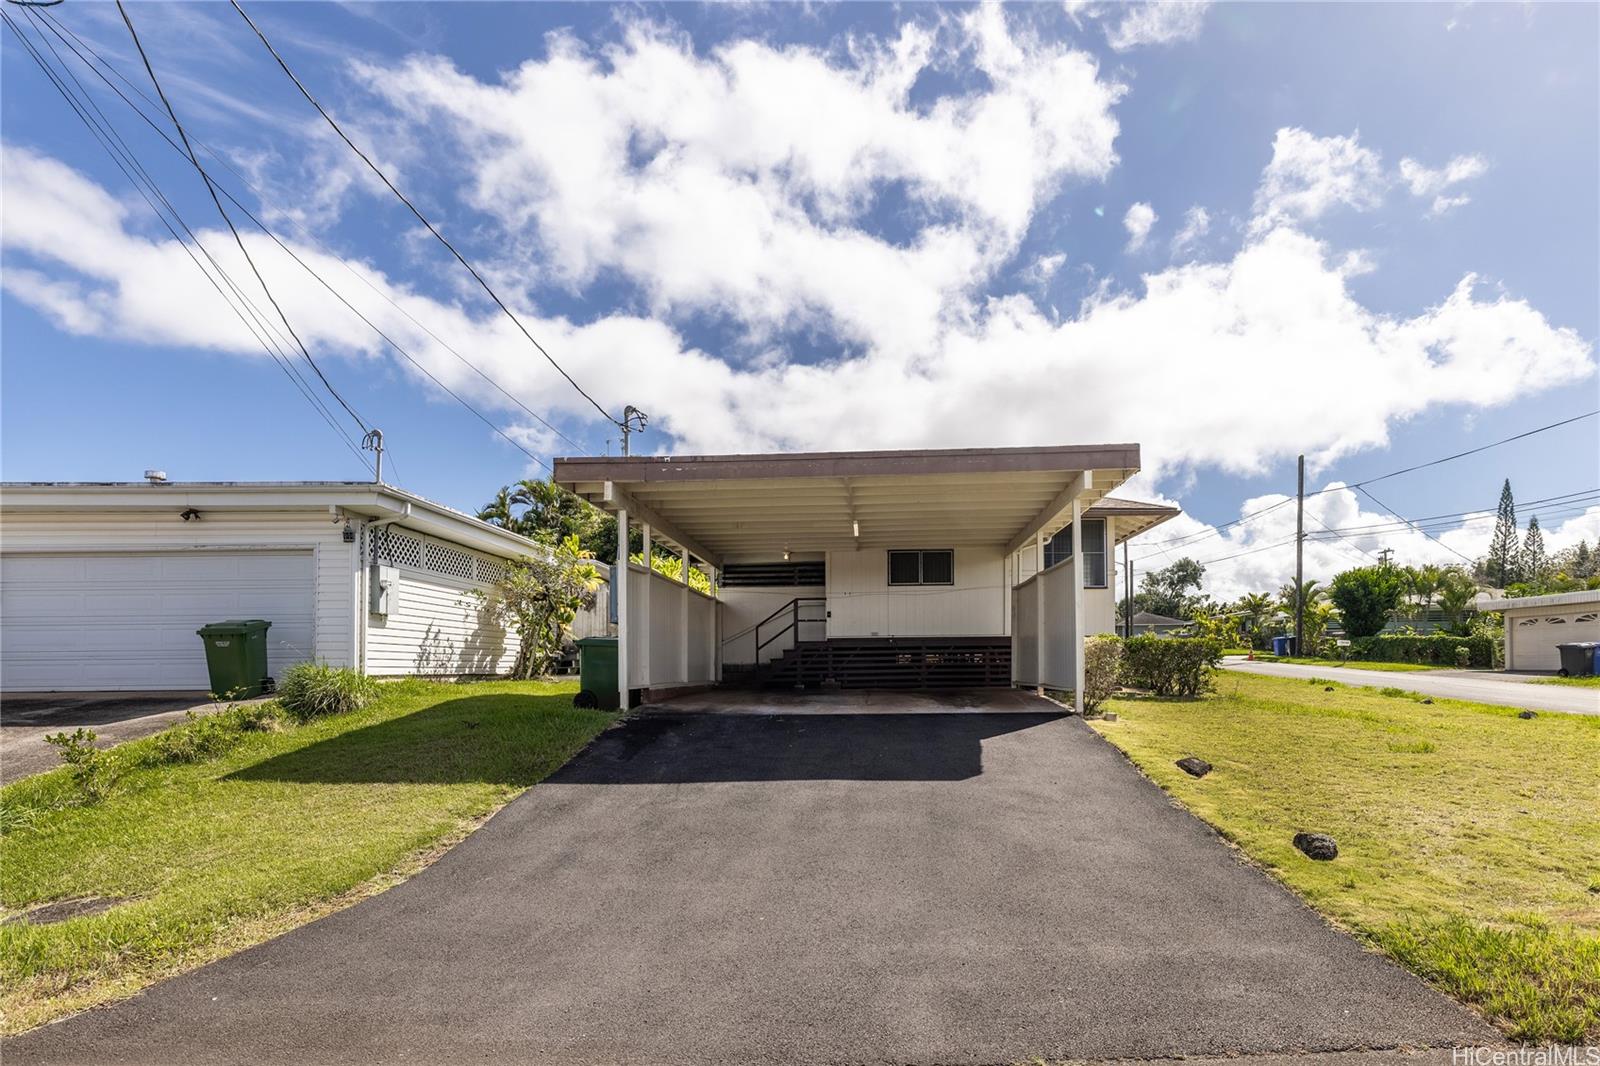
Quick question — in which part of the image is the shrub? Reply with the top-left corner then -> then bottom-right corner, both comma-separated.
1455,646 -> 1471,668
43,728 -> 121,803
1352,633 -> 1497,668
276,663 -> 379,721
1120,636 -> 1223,697
1329,566 -> 1407,639
1082,635 -> 1124,714
150,708 -> 252,765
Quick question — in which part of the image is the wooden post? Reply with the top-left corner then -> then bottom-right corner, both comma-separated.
680,545 -> 691,684
615,505 -> 629,710
1071,497 -> 1085,715
1035,530 -> 1046,694
640,523 -> 652,698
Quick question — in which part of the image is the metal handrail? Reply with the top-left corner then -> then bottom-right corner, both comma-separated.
723,595 -> 825,656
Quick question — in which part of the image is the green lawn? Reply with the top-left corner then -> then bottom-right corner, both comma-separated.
1248,654 -> 1442,672
1533,674 -> 1600,687
0,678 -> 610,1035
1093,673 -> 1600,1043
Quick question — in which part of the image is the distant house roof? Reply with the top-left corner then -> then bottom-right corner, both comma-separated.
1132,611 -> 1188,626
1477,588 -> 1600,612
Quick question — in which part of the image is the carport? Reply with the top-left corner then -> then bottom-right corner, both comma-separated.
554,444 -> 1177,712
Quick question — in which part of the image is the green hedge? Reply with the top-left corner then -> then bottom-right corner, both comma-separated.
1121,636 -> 1223,697
1351,633 -> 1498,668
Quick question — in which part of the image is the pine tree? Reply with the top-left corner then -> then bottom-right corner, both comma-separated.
1521,515 -> 1546,587
1576,540 -> 1595,579
1486,479 -> 1520,588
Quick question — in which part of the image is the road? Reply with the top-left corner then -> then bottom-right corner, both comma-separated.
1221,658 -> 1600,716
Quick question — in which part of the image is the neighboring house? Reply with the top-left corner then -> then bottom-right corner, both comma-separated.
553,443 -> 1178,712
1476,589 -> 1600,672
1130,611 -> 1190,636
0,481 -> 608,693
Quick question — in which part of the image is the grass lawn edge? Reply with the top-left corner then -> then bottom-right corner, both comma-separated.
1,681 -> 623,1037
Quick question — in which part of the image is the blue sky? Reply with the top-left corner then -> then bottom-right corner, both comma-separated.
2,1 -> 1596,596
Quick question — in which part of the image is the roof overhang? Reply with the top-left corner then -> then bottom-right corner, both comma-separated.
555,444 -> 1143,564
0,481 -> 549,561
1478,588 -> 1600,612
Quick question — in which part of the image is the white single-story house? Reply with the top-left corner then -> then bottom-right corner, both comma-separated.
0,481 -> 608,693
1477,588 -> 1600,672
554,443 -> 1178,712
1130,611 -> 1191,636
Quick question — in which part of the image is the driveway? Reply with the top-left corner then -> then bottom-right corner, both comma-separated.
1221,657 -> 1600,716
6,689 -> 1492,1065
0,692 -> 220,784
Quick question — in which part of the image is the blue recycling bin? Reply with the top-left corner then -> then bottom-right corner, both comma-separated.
1271,635 -> 1297,657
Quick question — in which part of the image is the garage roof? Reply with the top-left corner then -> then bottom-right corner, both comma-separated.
554,443 -> 1152,564
1478,588 -> 1600,612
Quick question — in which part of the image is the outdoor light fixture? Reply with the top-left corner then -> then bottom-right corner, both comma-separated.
783,547 -> 790,561
180,508 -> 201,522
852,520 -> 860,537
342,520 -> 356,543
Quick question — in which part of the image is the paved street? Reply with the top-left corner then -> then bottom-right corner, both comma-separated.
7,691 -> 1491,1065
1221,658 -> 1600,716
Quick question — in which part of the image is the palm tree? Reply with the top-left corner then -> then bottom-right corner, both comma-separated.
1406,564 -> 1444,620
477,487 -> 517,530
1237,592 -> 1275,647
1436,569 -> 1479,632
1278,578 -> 1324,614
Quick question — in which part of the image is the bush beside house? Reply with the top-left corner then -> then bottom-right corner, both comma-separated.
1121,636 -> 1224,697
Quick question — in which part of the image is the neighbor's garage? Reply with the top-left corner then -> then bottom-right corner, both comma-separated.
1481,589 -> 1600,673
0,550 -> 315,692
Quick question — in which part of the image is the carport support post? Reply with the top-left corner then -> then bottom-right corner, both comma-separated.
1071,497 -> 1085,716
616,505 -> 630,710
680,546 -> 691,684
640,523 -> 653,698
1035,530 -> 1046,696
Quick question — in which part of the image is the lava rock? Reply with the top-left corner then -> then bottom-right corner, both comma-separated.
1421,698 -> 1434,705
1518,710 -> 1538,720
1175,756 -> 1212,778
1293,832 -> 1339,861
1323,686 -> 1335,692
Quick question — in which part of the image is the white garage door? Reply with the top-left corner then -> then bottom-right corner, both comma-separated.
1508,607 -> 1600,672
1,551 -> 315,692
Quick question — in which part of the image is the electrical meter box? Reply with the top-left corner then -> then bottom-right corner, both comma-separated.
369,564 -> 399,616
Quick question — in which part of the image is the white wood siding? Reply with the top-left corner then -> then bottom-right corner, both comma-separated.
0,509 -> 356,681
719,585 -> 825,665
825,546 -> 1007,638
363,526 -> 520,676
1011,557 -> 1116,689
624,565 -> 717,689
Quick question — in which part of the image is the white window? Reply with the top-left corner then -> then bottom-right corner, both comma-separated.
1043,519 -> 1108,587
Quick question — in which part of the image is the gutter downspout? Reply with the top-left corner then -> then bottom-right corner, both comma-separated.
358,501 -> 412,676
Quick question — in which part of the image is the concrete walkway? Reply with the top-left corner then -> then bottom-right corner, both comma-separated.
6,692 -> 1493,1065
1221,657 -> 1600,716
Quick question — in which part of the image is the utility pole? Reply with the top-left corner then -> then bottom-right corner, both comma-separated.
1377,547 -> 1394,568
1294,453 -> 1305,654
620,405 -> 648,456
361,428 -> 384,484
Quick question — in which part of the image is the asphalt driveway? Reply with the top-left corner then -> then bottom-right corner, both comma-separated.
6,690 -> 1492,1065
0,692 -> 219,784
1221,657 -> 1600,716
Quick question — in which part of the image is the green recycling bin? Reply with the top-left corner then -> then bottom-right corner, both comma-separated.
574,636 -> 620,710
196,619 -> 273,699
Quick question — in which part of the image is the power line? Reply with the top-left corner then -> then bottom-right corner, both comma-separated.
1130,410 -> 1600,561
1353,484 -> 1477,565
116,0 -> 373,442
36,5 -> 586,458
228,0 -> 619,430
1306,488 -> 1600,535
2,7 -> 375,473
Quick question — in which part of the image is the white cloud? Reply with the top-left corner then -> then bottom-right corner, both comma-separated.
351,11 -> 1124,358
1251,127 -> 1386,232
1399,153 -> 1488,215
1105,2 -> 1211,50
1170,205 -> 1210,255
1123,202 -> 1157,252
1020,252 -> 1067,287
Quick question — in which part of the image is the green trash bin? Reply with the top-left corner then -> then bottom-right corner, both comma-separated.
196,619 -> 273,699
574,636 -> 620,710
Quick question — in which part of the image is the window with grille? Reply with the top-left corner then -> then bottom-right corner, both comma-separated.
887,549 -> 954,586
1043,519 -> 1108,587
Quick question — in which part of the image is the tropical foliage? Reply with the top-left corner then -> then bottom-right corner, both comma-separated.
477,536 -> 603,678
1329,566 -> 1407,639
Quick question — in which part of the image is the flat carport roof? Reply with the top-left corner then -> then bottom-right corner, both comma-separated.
554,443 -> 1154,565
